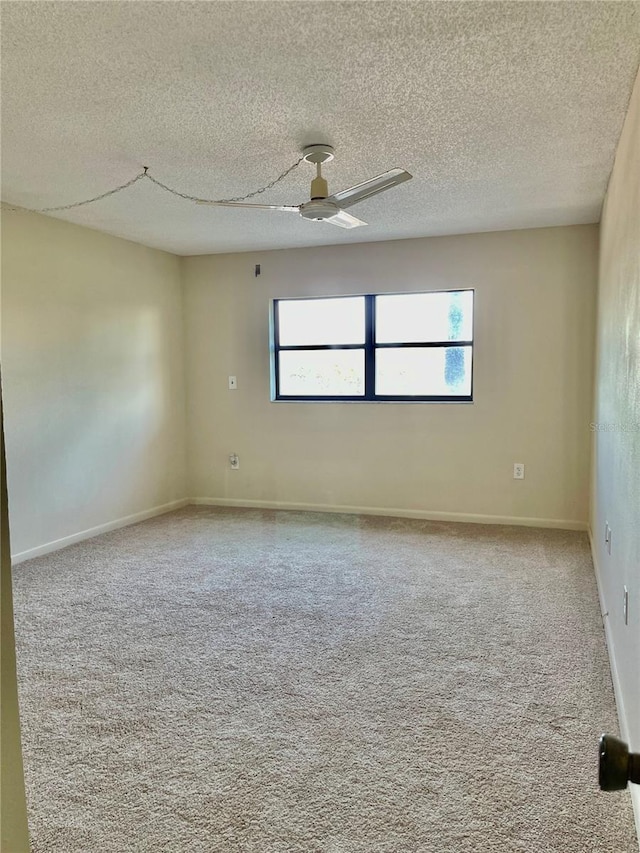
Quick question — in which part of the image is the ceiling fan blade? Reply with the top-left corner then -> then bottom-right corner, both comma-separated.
327,169 -> 412,209
196,200 -> 300,212
325,209 -> 367,229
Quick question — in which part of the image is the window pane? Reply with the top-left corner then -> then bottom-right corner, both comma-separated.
279,349 -> 365,396
375,291 -> 473,343
375,346 -> 472,396
277,297 -> 365,346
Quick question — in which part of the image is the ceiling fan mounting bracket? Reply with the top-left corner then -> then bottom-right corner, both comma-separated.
302,144 -> 335,165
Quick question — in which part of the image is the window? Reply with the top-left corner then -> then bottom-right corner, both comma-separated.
272,290 -> 474,402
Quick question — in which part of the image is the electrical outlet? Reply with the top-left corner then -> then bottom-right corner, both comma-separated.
228,375 -> 237,390
229,453 -> 239,470
513,463 -> 525,480
623,586 -> 629,625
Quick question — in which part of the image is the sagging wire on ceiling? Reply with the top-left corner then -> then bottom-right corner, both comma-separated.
1,156 -> 305,213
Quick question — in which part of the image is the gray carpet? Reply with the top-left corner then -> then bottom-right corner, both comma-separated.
12,507 -> 638,852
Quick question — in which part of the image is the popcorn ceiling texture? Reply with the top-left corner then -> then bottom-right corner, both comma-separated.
12,507 -> 638,852
1,1 -> 640,255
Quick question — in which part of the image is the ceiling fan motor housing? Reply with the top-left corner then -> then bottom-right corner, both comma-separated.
300,200 -> 341,221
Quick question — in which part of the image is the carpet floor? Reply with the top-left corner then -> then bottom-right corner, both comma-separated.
12,507 -> 638,852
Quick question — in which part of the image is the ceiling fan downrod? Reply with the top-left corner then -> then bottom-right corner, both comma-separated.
303,144 -> 335,200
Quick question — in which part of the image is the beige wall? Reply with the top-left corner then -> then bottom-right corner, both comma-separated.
183,225 -> 597,528
591,66 -> 640,825
1,212 -> 187,558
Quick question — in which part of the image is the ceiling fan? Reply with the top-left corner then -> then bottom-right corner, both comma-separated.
197,144 -> 412,228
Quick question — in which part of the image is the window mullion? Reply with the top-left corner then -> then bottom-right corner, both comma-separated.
374,340 -> 473,348
276,343 -> 364,352
365,295 -> 375,399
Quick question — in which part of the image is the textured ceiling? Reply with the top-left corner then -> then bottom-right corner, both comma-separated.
2,1 -> 640,256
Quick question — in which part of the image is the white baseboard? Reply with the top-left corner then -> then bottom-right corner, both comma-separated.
10,499 -> 189,565
11,498 -> 587,566
190,497 -> 587,530
12,497 -> 585,566
589,529 -> 640,844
